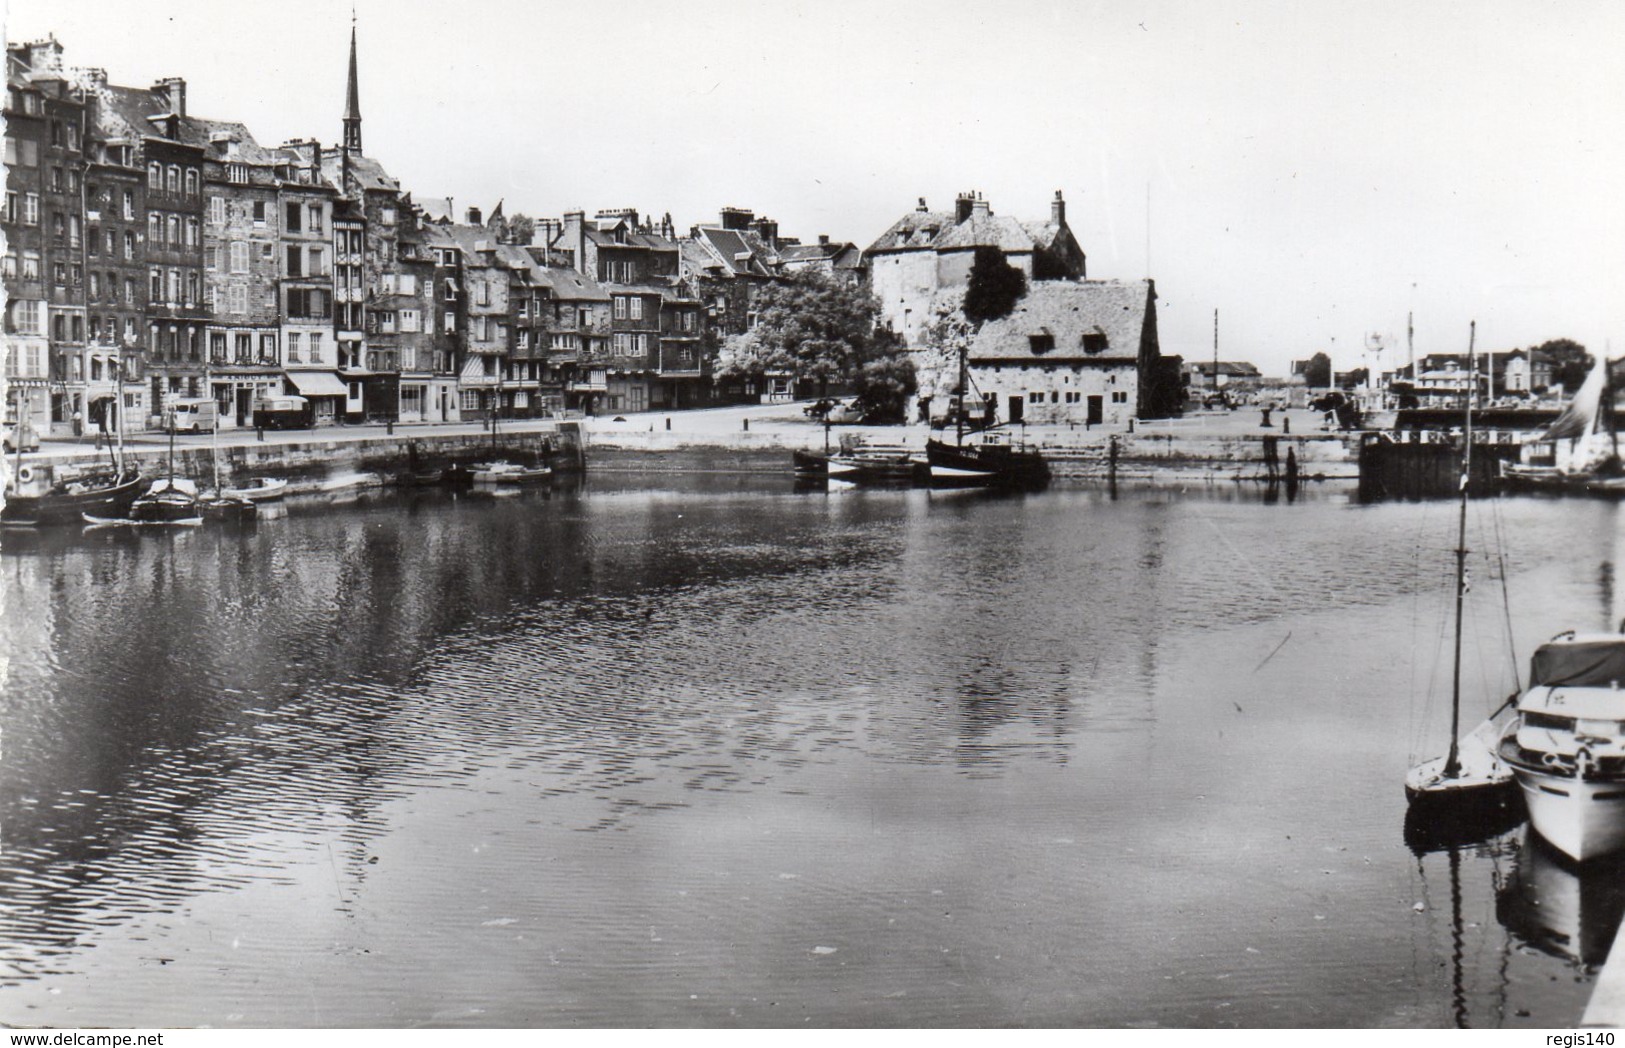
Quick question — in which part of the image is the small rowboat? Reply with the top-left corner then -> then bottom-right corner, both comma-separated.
221,476 -> 288,502
470,461 -> 552,484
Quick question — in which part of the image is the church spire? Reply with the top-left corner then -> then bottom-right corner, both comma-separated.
342,14 -> 362,154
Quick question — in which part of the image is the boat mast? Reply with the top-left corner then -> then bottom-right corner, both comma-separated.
208,360 -> 221,493
1445,320 -> 1476,779
114,338 -> 126,474
956,329 -> 967,447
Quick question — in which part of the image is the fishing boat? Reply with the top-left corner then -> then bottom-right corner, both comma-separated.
925,338 -> 1046,489
1405,322 -> 1521,817
199,489 -> 257,522
1502,356 -> 1625,495
470,461 -> 552,484
3,379 -> 143,527
221,476 -> 288,502
1497,630 -> 1625,863
123,477 -> 204,525
925,432 -> 1049,489
826,443 -> 926,485
2,466 -> 144,527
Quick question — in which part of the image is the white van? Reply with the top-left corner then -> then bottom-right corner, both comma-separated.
169,398 -> 219,433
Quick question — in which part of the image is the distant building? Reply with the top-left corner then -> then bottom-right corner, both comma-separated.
1185,360 -> 1261,394
963,279 -> 1162,426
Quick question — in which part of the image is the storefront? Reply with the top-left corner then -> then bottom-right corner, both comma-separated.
284,370 -> 349,426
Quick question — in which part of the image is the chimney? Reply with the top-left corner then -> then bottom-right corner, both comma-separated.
466,206 -> 482,226
955,192 -> 976,224
750,216 -> 779,246
916,197 -> 928,213
818,234 -> 830,246
970,192 -> 990,221
27,36 -> 64,75
720,207 -> 753,231
78,67 -> 108,91
562,210 -> 587,275
1051,189 -> 1066,225
152,76 -> 186,117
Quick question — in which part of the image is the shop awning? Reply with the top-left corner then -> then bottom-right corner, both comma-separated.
286,371 -> 349,398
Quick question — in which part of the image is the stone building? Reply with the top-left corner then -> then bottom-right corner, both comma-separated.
80,68 -> 148,435
865,190 -> 1086,349
273,139 -> 345,422
4,39 -> 69,439
963,279 -> 1163,427
200,122 -> 283,427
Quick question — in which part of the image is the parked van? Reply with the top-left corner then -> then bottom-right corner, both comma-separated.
169,398 -> 219,433
252,395 -> 313,431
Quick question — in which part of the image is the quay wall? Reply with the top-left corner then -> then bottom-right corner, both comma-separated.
584,429 -> 1358,480
24,425 -> 583,495
23,425 -> 1357,487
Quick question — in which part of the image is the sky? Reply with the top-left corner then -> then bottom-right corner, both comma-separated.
10,0 -> 1625,376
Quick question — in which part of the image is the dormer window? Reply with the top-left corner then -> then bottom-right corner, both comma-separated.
1082,333 -> 1108,354
1029,333 -> 1054,354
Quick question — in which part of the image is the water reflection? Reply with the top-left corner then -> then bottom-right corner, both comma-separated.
1498,836 -> 1625,971
0,478 -> 1619,1025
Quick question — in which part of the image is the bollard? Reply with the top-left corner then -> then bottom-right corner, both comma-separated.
1128,417 -> 1135,433
665,417 -> 671,431
387,420 -> 394,436
743,418 -> 749,432
257,425 -> 265,442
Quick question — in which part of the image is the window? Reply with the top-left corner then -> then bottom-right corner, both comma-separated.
166,166 -> 180,194
148,162 -> 162,190
444,311 -> 456,334
23,193 -> 39,225
105,229 -> 115,254
166,268 -> 180,303
252,201 -> 266,226
286,332 -> 302,363
309,331 -> 323,363
1029,333 -> 1054,354
68,215 -> 81,248
461,390 -> 480,412
184,169 -> 198,196
3,192 -> 14,223
629,297 -> 644,321
230,242 -> 249,273
148,212 -> 163,244
4,138 -> 38,167
187,217 -> 200,247
613,333 -> 632,355
308,246 -> 325,276
12,301 -> 42,334
186,272 -> 198,307
22,252 -> 39,280
1111,390 -> 1128,404
1,254 -> 13,280
70,263 -> 82,287
285,245 -> 303,278
209,196 -> 225,224
400,309 -> 420,333
167,214 -> 180,245
476,279 -> 490,306
1082,333 -> 1108,355
285,202 -> 302,232
380,207 -> 396,225
613,296 -> 627,320
123,191 -> 135,220
50,166 -> 63,192
68,169 -> 80,192
209,332 -> 227,362
124,231 -> 136,260
307,204 -> 323,234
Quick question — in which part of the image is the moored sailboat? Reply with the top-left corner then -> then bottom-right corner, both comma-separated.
1405,322 -> 1520,818
1502,356 -> 1625,495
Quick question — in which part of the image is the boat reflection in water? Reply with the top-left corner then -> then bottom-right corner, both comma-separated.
1498,835 -> 1625,970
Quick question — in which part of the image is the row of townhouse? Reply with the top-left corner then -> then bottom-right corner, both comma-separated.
3,32 -> 869,438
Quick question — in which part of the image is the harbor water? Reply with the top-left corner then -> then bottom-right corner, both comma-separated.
3,475 -> 1625,1028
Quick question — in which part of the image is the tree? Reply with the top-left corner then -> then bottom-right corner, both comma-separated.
1298,352 -> 1331,388
1533,338 -> 1589,393
717,273 -> 915,419
961,246 -> 1027,325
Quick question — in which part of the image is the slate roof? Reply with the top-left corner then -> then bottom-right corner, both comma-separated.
864,210 -> 955,254
932,213 -> 1036,254
967,280 -> 1153,365
689,226 -> 779,277
319,151 -> 400,193
495,242 -> 611,301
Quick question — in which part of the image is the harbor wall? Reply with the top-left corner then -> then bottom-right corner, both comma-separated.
20,424 -> 584,495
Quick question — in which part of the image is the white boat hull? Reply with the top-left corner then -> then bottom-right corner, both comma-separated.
1514,768 -> 1625,863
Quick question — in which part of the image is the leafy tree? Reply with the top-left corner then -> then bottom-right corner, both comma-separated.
850,328 -> 917,423
1297,352 -> 1331,388
718,273 -> 914,418
1533,338 -> 1589,392
962,246 -> 1027,325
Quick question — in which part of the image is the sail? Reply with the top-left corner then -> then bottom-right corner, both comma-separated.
1543,357 -> 1608,441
